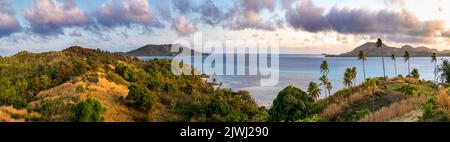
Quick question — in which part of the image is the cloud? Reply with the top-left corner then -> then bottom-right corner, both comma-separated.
0,0 -> 21,37
172,16 -> 195,36
199,0 -> 225,26
225,0 -> 277,30
172,0 -> 194,13
24,0 -> 89,35
286,0 -> 449,42
94,0 -> 162,28
70,30 -> 82,37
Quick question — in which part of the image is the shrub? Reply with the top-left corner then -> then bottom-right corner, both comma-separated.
269,86 -> 316,122
106,71 -> 128,86
350,109 -> 370,121
76,85 -> 85,93
87,76 -> 99,83
127,84 -> 157,112
74,99 -> 105,122
411,68 -> 420,79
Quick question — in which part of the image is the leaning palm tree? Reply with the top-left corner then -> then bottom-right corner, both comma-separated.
320,60 -> 329,75
391,53 -> 397,77
358,50 -> 367,80
325,82 -> 333,97
320,60 -> 331,96
376,38 -> 386,80
351,67 -> 357,85
344,68 -> 353,89
432,53 -> 437,83
403,51 -> 411,76
307,81 -> 321,101
320,75 -> 329,97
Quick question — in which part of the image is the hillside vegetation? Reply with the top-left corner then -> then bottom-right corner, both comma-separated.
0,47 -> 265,122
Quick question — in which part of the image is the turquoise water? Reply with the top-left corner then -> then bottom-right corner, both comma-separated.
139,55 -> 447,106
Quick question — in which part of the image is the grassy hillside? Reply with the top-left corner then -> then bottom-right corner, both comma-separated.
0,47 -> 266,122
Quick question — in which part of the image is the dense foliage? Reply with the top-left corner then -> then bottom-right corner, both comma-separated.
74,99 -> 105,122
269,86 -> 317,122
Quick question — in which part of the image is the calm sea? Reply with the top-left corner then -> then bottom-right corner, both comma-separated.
139,54 -> 447,106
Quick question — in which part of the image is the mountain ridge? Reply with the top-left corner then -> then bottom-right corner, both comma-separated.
327,42 -> 450,57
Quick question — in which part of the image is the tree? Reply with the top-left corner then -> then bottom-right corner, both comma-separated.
74,99 -> 105,122
320,60 -> 331,97
307,82 -> 321,101
365,78 -> 378,112
391,53 -> 397,77
404,51 -> 411,76
411,68 -> 420,79
320,75 -> 332,97
432,53 -> 437,83
438,59 -> 450,84
127,83 -> 157,112
351,67 -> 357,85
358,50 -> 367,80
320,60 -> 329,75
269,86 -> 316,122
344,68 -> 353,89
376,39 -> 386,80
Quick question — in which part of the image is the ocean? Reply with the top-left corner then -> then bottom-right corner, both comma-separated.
139,54 -> 447,107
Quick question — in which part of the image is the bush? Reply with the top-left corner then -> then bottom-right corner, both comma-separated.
106,71 -> 128,86
127,84 -> 157,112
74,99 -> 105,122
411,68 -> 420,79
269,86 -> 316,122
76,85 -> 85,93
350,109 -> 370,121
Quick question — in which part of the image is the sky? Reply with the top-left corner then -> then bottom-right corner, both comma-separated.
0,0 -> 450,56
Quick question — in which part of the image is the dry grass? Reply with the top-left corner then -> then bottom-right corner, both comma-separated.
358,96 -> 427,122
320,89 -> 378,119
32,72 -> 137,122
320,103 -> 345,119
436,89 -> 450,108
0,106 -> 40,122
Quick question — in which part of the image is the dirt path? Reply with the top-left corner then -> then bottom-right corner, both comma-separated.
389,110 -> 423,122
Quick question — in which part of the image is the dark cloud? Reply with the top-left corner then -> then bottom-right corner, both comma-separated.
286,0 -> 449,42
94,0 -> 163,28
172,0 -> 195,13
0,0 -> 21,37
199,0 -> 225,26
24,0 -> 90,35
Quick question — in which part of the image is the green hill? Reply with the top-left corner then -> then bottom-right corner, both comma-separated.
0,47 -> 265,122
121,44 -> 204,56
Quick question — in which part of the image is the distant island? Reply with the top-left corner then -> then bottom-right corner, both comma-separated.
120,44 -> 205,57
327,42 -> 450,57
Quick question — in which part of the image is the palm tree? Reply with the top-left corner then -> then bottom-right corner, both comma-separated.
365,78 -> 378,112
358,50 -> 367,80
351,67 -> 357,85
325,82 -> 333,97
320,75 -> 330,97
391,53 -> 397,77
320,60 -> 329,75
432,53 -> 437,83
403,51 -> 411,76
376,38 -> 386,80
320,60 -> 331,97
307,81 -> 321,101
344,68 -> 353,89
